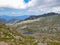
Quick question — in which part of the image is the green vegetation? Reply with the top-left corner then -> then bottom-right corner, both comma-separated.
47,42 -> 60,45
13,15 -> 60,45
0,24 -> 36,45
0,14 -> 60,45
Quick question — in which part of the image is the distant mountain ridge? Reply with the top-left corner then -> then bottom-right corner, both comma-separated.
25,12 -> 59,20
0,15 -> 29,21
0,15 -> 30,23
0,12 -> 59,23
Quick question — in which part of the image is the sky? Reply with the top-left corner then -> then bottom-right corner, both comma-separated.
0,0 -> 60,16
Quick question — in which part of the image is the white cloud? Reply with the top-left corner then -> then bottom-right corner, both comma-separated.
0,0 -> 60,9
49,7 -> 60,12
0,0 -> 27,9
26,0 -> 60,15
0,0 -> 60,16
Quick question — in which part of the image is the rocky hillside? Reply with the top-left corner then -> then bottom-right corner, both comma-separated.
0,24 -> 36,45
12,13 -> 60,33
1,13 -> 60,45
8,13 -> 60,45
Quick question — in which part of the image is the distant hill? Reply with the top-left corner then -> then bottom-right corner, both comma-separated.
0,12 -> 59,23
0,18 -> 7,24
25,12 -> 59,20
0,15 -> 30,23
0,15 -> 29,21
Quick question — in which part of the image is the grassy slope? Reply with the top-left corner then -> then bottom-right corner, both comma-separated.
13,15 -> 60,45
14,15 -> 60,33
5,14 -> 60,45
0,24 -> 36,45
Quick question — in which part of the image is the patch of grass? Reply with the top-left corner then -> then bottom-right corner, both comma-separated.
47,42 -> 60,45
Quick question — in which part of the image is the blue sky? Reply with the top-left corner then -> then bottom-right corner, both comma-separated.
0,0 -> 60,16
24,0 -> 30,3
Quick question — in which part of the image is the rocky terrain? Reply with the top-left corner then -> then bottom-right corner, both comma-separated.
0,12 -> 60,45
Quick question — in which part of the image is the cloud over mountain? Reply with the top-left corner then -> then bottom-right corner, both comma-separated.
27,0 -> 60,14
0,0 -> 60,16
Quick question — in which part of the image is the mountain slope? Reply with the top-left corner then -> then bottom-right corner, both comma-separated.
9,13 -> 60,45
5,13 -> 60,45
13,13 -> 60,32
0,24 -> 36,45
